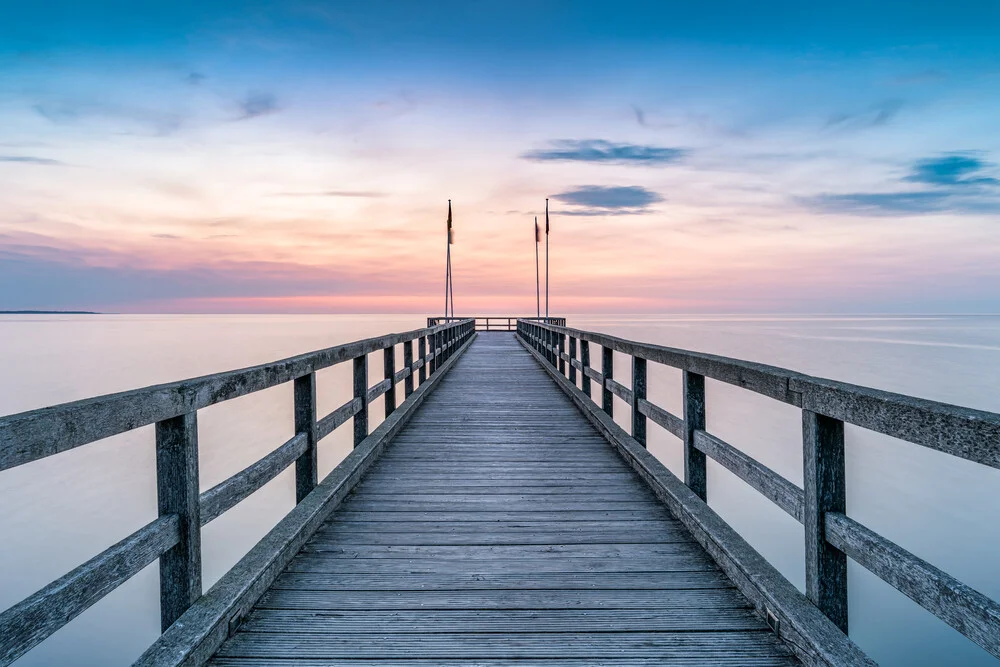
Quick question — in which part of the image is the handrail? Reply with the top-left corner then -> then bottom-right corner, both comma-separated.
0,319 -> 475,666
517,319 -> 1000,660
428,316 -> 566,331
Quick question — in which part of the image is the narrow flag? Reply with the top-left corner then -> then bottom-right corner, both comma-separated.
535,219 -> 541,243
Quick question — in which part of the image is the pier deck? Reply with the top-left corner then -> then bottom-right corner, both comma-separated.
208,334 -> 796,665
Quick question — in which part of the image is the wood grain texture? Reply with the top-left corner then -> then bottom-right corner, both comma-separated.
209,333 -> 798,666
0,516 -> 179,666
693,430 -> 804,523
156,412 -> 202,632
802,410 -> 848,633
200,433 -> 308,525
826,512 -> 1000,659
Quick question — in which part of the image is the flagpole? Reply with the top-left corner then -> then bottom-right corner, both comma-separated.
534,217 -> 541,319
545,198 -> 549,319
444,200 -> 452,318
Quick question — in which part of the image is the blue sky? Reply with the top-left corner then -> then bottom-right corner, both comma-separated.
1,1 -> 999,312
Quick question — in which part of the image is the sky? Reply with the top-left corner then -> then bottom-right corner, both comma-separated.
1,1 -> 999,314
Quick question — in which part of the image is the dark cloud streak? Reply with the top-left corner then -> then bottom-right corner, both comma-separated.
552,185 -> 663,215
522,140 -> 686,166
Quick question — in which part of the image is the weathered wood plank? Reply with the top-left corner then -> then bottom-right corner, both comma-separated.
826,512 -> 1000,659
293,373 -> 318,503
693,430 -> 804,523
316,398 -> 362,440
638,398 -> 684,440
201,433 -> 308,525
0,516 -> 179,666
215,631 -> 794,660
239,606 -> 765,633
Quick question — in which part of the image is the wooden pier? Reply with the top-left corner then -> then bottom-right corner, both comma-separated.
1,317 -> 999,666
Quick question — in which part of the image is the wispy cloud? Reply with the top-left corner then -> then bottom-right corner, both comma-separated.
34,102 -> 183,136
522,140 -> 686,166
804,152 -> 1000,215
0,155 -> 64,166
825,100 -> 903,131
236,92 -> 280,120
552,185 -> 664,215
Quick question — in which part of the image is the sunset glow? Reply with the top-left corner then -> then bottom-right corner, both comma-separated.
2,2 -> 998,313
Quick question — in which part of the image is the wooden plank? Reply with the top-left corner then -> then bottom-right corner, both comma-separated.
601,346 -> 614,416
606,377 -> 633,404
365,378 -> 392,404
284,556 -> 718,575
239,606 -> 764,633
316,398 -> 361,440
270,571 -> 731,591
256,588 -> 755,611
215,631 -> 793,660
693,430 -> 804,523
383,346 -> 396,417
156,412 -> 202,632
201,433 -> 308,525
0,516 -> 179,666
638,398 -> 684,440
826,512 -> 1000,659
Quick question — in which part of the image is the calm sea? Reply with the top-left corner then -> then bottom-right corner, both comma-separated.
1,314 -> 998,666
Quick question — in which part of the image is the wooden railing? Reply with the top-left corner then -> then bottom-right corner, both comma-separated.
518,319 -> 1000,662
428,316 -> 566,331
0,319 -> 475,666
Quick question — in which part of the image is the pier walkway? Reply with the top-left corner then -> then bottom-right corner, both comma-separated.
4,316 -> 999,666
209,333 -> 795,665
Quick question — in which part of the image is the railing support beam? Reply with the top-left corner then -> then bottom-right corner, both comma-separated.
803,409 -> 849,633
568,336 -> 577,385
602,347 -> 614,417
384,346 -> 396,418
353,354 -> 368,447
580,340 -> 591,396
683,371 -> 707,500
632,356 -> 647,447
155,412 -> 201,632
403,340 -> 414,397
293,373 -> 317,503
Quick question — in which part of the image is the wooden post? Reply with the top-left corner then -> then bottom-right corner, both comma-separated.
155,412 -> 201,632
568,336 -> 577,385
602,347 -> 614,417
632,356 -> 647,447
353,354 -> 368,447
418,336 -> 427,383
803,409 -> 849,633
384,346 -> 396,418
580,340 -> 591,396
683,371 -> 707,500
403,340 -> 414,398
293,372 -> 317,503
430,332 -> 438,374
558,333 -> 566,375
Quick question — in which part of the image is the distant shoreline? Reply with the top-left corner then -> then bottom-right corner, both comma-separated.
0,310 -> 100,315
